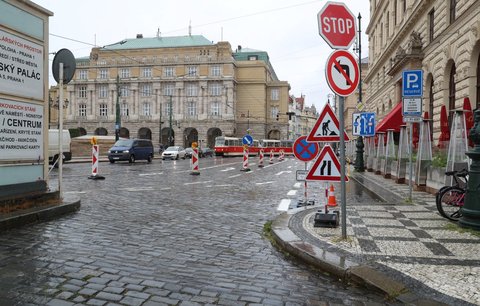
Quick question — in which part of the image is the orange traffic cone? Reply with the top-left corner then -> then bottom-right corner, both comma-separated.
327,184 -> 337,207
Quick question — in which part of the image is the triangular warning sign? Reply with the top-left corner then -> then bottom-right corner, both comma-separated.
307,103 -> 350,142
306,145 -> 348,182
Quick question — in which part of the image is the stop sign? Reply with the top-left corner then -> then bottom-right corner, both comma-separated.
317,2 -> 357,49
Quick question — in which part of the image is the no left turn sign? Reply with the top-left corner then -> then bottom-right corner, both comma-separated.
325,50 -> 359,97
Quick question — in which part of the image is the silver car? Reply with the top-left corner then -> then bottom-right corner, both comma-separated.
161,146 -> 186,160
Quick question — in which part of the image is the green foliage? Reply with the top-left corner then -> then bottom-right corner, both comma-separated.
68,128 -> 80,138
432,151 -> 448,168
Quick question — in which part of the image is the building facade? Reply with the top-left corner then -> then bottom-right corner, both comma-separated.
365,0 -> 480,140
288,95 -> 318,139
61,35 -> 289,149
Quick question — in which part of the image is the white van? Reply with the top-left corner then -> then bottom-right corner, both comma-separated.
48,129 -> 72,165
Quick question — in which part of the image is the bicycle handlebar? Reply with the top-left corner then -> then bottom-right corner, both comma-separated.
445,169 -> 469,178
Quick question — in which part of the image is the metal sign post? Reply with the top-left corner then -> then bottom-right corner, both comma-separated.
339,96 -> 347,238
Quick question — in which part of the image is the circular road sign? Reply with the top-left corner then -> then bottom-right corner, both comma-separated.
52,48 -> 76,84
242,134 -> 253,146
317,1 -> 357,49
325,50 -> 360,97
293,136 -> 319,162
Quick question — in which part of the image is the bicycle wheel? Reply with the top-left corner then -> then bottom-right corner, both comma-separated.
437,186 -> 464,221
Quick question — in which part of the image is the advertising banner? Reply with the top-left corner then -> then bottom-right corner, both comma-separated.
0,29 -> 44,100
0,99 -> 44,160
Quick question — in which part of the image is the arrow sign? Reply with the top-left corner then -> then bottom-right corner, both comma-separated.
325,50 -> 359,97
307,102 -> 350,142
306,144 -> 348,182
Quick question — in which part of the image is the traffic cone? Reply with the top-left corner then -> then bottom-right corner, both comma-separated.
327,184 -> 337,207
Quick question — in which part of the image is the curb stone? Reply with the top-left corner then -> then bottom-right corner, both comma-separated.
270,212 -> 448,306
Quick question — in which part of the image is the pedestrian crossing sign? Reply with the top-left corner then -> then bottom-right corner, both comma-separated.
306,144 -> 348,182
307,103 -> 350,142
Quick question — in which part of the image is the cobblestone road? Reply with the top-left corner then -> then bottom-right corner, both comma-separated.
0,157 -> 395,305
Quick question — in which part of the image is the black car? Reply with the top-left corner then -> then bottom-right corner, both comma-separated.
199,147 -> 214,158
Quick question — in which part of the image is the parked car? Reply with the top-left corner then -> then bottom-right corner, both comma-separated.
161,146 -> 186,160
199,147 -> 214,158
184,147 -> 194,158
48,129 -> 72,167
108,139 -> 154,163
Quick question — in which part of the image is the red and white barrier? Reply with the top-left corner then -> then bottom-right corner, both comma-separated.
258,149 -> 264,167
88,143 -> 105,180
190,147 -> 200,175
241,146 -> 251,171
269,150 -> 274,164
279,150 -> 285,161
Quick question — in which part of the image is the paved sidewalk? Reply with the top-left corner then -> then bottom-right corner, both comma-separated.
272,166 -> 480,305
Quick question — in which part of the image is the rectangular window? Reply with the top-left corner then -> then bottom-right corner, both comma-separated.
271,88 -> 279,100
271,106 -> 279,119
120,85 -> 129,97
211,101 -> 220,116
120,68 -> 130,78
394,0 -> 397,25
186,83 -> 198,96
210,65 -> 221,76
99,85 -> 108,98
78,104 -> 87,117
164,83 -> 175,96
428,9 -> 435,42
248,55 -> 258,61
209,83 -> 222,96
164,66 -> 175,77
164,103 -> 172,116
450,0 -> 456,24
187,101 -> 196,116
99,104 -> 108,116
78,70 -> 88,80
141,83 -> 152,96
78,86 -> 87,98
142,102 -> 151,116
121,103 -> 129,116
99,69 -> 108,79
143,67 -> 152,78
187,66 -> 198,76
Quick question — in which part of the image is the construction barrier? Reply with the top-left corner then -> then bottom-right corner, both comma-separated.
190,146 -> 200,175
269,150 -> 274,164
279,150 -> 285,161
258,149 -> 264,167
241,145 -> 251,171
88,137 -> 105,180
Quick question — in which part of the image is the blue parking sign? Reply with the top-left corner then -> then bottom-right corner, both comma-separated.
402,70 -> 423,97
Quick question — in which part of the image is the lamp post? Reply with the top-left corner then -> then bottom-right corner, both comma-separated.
48,94 -> 69,129
168,95 -> 173,146
353,12 -> 365,172
115,75 -> 121,141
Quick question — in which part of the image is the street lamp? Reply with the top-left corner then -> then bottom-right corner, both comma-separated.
49,94 -> 69,129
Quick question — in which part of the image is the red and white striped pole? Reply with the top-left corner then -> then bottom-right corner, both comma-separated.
258,149 -> 264,168
279,150 -> 285,161
190,144 -> 200,175
241,145 -> 251,171
88,137 -> 105,180
269,149 -> 274,164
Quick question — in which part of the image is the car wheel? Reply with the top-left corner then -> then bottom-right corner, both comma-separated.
175,154 -> 179,160
147,155 -> 153,163
162,158 -> 165,160
109,159 -> 115,163
129,155 -> 135,163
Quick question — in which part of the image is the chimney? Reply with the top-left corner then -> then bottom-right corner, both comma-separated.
136,34 -> 143,39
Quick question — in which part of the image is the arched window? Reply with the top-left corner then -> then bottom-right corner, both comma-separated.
448,64 -> 456,127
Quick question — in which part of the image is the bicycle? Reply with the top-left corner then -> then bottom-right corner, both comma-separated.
436,169 -> 468,221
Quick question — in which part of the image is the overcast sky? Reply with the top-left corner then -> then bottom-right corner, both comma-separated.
35,0 -> 370,112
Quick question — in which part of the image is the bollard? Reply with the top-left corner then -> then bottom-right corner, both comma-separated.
240,145 -> 251,172
258,149 -> 264,168
190,145 -> 200,175
88,137 -> 105,180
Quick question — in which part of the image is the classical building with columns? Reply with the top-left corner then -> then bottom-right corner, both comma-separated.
59,34 -> 289,149
365,0 -> 480,140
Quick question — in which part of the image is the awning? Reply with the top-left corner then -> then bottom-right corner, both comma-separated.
375,102 -> 402,133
